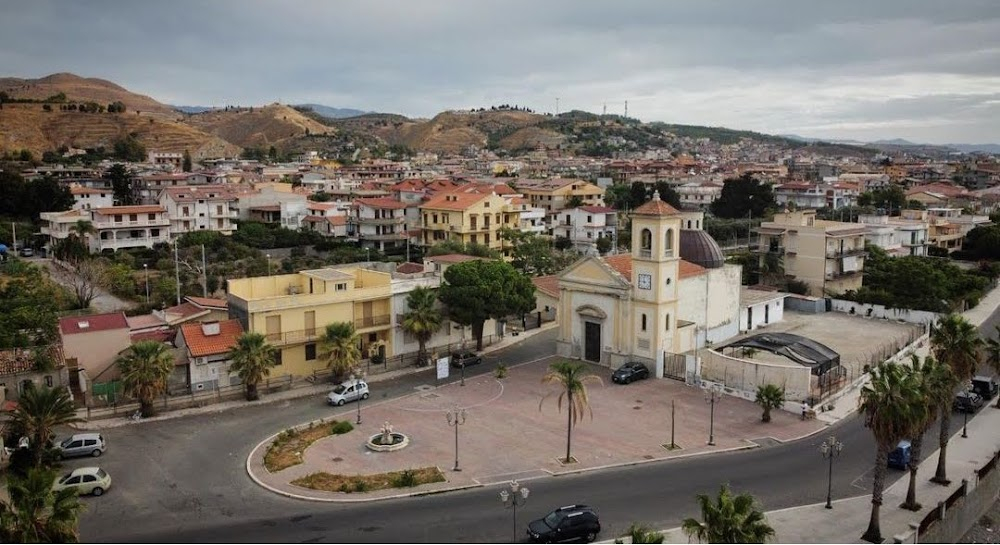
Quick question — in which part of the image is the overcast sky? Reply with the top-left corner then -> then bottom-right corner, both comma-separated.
2,0 -> 999,144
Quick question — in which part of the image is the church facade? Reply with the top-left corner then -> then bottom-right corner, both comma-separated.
555,193 -> 742,378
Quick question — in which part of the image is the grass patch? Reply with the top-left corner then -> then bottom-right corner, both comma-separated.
264,420 -> 354,472
292,467 -> 446,493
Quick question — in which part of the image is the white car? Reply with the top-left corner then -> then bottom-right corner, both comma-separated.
327,380 -> 369,406
53,467 -> 111,496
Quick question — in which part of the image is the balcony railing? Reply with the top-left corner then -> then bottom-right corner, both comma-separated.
96,236 -> 171,249
825,247 -> 867,259
355,315 -> 391,330
361,232 -> 407,241
638,248 -> 652,258
355,216 -> 405,225
264,328 -> 321,346
825,270 -> 863,280
765,246 -> 785,255
95,218 -> 170,229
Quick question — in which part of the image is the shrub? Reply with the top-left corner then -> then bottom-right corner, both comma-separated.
331,420 -> 354,435
495,363 -> 508,379
352,480 -> 369,493
392,469 -> 418,488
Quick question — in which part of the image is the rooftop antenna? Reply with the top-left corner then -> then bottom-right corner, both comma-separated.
555,97 -> 560,116
602,103 -> 607,116
624,100 -> 628,120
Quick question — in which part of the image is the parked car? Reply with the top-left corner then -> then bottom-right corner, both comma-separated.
326,380 -> 369,406
57,433 -> 106,459
887,440 -> 911,470
953,390 -> 984,413
451,352 -> 483,368
527,505 -> 601,543
53,467 -> 111,496
970,376 -> 999,401
611,361 -> 650,384
19,247 -> 34,257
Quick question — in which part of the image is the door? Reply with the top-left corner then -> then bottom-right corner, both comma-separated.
304,311 -> 316,337
764,303 -> 770,324
584,322 -> 601,362
747,307 -> 753,330
265,315 -> 281,342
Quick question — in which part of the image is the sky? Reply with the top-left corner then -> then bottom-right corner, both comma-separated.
2,0 -> 999,145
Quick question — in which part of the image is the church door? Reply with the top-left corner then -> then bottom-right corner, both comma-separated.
584,322 -> 601,362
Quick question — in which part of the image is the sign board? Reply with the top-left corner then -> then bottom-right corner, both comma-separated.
436,357 -> 450,380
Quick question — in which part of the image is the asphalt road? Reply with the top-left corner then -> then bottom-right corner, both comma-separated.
75,311 -> 1000,543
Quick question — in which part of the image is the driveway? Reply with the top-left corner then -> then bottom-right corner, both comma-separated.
40,258 -> 136,314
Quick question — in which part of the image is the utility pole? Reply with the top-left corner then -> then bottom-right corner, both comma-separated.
201,244 -> 208,297
10,222 -> 16,253
173,242 -> 181,305
555,97 -> 560,116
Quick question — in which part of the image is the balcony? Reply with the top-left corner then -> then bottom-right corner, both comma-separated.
825,247 -> 867,259
825,269 -> 863,280
96,236 -> 171,250
355,315 -> 391,330
209,209 -> 239,219
360,232 -> 407,241
765,246 -> 785,256
264,328 -> 322,346
95,218 -> 170,229
355,216 -> 405,225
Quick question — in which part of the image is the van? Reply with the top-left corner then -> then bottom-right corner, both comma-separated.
887,440 -> 911,470
970,376 -> 999,401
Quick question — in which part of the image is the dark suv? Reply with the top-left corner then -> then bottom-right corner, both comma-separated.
527,505 -> 601,543
954,390 -> 984,413
971,376 -> 999,401
450,352 -> 482,368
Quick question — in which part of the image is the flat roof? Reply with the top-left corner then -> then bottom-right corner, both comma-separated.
302,268 -> 353,281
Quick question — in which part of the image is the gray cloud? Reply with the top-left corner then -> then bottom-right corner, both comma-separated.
1,0 -> 998,143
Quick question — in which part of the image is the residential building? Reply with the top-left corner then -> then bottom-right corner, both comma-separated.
676,180 -> 723,210
58,312 -> 131,385
0,345 -> 70,404
41,205 -> 171,253
550,206 -> 618,255
177,320 -> 244,392
420,191 -> 514,251
508,197 -> 546,236
302,201 -> 349,238
350,198 -> 408,252
159,185 -> 240,236
154,296 -> 230,327
739,288 -> 786,333
773,181 -> 858,210
70,186 -> 114,210
857,214 -> 929,257
898,208 -> 991,253
147,151 -> 184,168
514,178 -> 605,213
758,210 -> 867,297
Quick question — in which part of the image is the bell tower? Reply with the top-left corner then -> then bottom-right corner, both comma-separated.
630,191 -> 682,375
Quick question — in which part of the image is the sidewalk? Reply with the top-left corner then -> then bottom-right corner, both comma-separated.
72,321 -> 558,430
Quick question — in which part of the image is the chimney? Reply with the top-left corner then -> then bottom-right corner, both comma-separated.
201,321 -> 221,336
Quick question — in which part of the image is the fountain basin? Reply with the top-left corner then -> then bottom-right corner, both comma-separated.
366,432 -> 410,452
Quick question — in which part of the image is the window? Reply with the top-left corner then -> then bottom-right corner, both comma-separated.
114,214 -> 122,222
641,314 -> 647,331
274,350 -> 283,366
305,344 -> 317,361
151,229 -> 160,237
335,283 -> 347,291
433,214 -> 438,224
664,228 -> 674,257
129,214 -> 138,222
640,228 -> 652,257
484,201 -> 490,207
45,376 -> 53,387
665,313 -> 671,330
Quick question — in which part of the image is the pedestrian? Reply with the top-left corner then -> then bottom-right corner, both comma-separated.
801,400 -> 810,420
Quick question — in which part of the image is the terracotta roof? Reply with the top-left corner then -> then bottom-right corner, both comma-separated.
162,185 -> 241,202
180,319 -> 243,358
0,347 -> 43,376
130,330 -> 175,344
185,296 -> 228,309
164,302 -> 208,320
70,187 -> 108,195
92,205 -> 166,215
354,197 -> 408,210
126,313 -> 167,331
327,215 -> 348,226
426,254 -> 485,264
307,202 -> 338,211
250,205 -> 281,212
579,205 -> 616,214
509,197 -> 530,205
395,262 -> 425,274
633,194 -> 679,216
59,312 -> 129,335
679,260 -> 708,279
602,254 -> 633,279
532,275 -> 560,298
421,192 -> 489,211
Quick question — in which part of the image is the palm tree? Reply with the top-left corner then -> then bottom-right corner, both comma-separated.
681,484 -> 775,544
858,362 -> 923,543
66,219 -> 96,261
754,384 -> 786,423
623,523 -> 665,544
320,322 -> 361,383
9,385 -> 81,467
539,361 -> 602,464
0,466 -> 83,543
929,314 -> 982,485
901,355 -> 953,511
400,286 -> 443,367
228,332 -> 278,401
116,340 -> 175,418
68,219 -> 96,240
984,326 -> 1000,408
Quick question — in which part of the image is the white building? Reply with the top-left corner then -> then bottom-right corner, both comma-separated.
774,182 -> 858,210
550,206 -> 618,255
159,185 -> 240,237
177,320 -> 244,392
70,186 -> 115,211
41,205 -> 171,253
676,181 -> 723,210
350,198 -> 408,252
739,288 -> 786,333
857,214 -> 930,257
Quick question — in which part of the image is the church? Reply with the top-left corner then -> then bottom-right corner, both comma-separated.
555,192 -> 743,378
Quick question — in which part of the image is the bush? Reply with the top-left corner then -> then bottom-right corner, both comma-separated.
495,363 -> 508,379
392,469 -> 418,488
352,480 -> 369,493
331,420 -> 354,435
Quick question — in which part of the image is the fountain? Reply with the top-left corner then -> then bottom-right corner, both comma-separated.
366,421 -> 410,452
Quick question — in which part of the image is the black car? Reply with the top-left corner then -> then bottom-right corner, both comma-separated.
611,361 -> 649,384
527,505 -> 601,543
450,352 -> 482,368
954,390 -> 984,413
971,376 -> 999,401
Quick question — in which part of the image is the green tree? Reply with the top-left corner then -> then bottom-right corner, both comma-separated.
228,332 -> 278,401
961,224 -> 1000,261
112,134 -> 146,162
8,385 -> 81,467
105,163 -> 136,205
985,327 -> 1000,408
320,322 -> 361,383
653,181 -> 682,209
681,484 -> 775,544
116,340 -> 175,417
182,149 -> 193,172
438,260 -> 536,351
565,195 -> 584,208
500,228 -> 571,276
710,173 -> 776,219
902,355 -> 953,511
553,236 -> 572,251
929,314 -> 983,485
539,360 -> 602,464
754,384 -> 785,423
595,236 -> 613,255
0,467 -> 83,543
858,362 -> 922,543
629,182 -> 649,210
400,286 -> 443,368
604,183 -> 632,211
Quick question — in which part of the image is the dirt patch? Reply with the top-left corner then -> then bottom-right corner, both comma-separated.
291,467 -> 446,494
264,420 -> 354,472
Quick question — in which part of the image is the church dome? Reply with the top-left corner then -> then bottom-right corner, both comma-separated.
679,229 -> 725,269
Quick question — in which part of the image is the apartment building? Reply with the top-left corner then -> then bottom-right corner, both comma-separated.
857,214 -> 929,257
41,205 -> 171,253
550,206 -> 618,255
773,182 -> 858,210
159,185 -> 240,236
420,191 -> 515,251
350,198 -> 408,252
301,202 -> 349,238
513,178 -> 605,213
901,208 -> 992,253
70,186 -> 115,210
676,180 -> 723,210
758,210 -> 866,297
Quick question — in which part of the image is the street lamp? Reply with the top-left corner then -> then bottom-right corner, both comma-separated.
350,371 -> 366,425
266,253 -> 272,276
499,480 -> 529,543
143,263 -> 149,304
446,406 -> 466,472
703,383 -> 723,446
819,435 -> 844,509
962,380 -> 972,438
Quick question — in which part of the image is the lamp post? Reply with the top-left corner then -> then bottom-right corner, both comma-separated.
962,381 -> 972,438
266,253 -> 272,276
819,435 -> 844,509
351,371 -> 366,425
500,480 -> 529,543
446,406 -> 466,472
143,263 -> 149,304
704,384 -> 722,446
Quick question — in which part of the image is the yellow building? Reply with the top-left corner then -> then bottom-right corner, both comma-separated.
227,267 -> 394,377
514,178 -> 605,213
420,191 -> 520,251
758,210 -> 866,297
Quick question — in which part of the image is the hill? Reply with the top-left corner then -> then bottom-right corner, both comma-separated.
295,104 -> 368,119
182,103 -> 332,150
0,73 -> 175,116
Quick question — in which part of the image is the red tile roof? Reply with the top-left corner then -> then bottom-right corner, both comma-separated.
421,192 -> 489,211
395,262 -> 425,274
354,197 -> 408,210
679,260 -> 708,279
59,312 -> 129,335
602,254 -> 633,279
92,205 -> 166,215
532,275 -> 561,298
180,320 -> 243,358
633,195 -> 679,216
426,254 -> 485,264
185,296 -> 228,309
579,205 -> 616,214
0,348 -> 41,376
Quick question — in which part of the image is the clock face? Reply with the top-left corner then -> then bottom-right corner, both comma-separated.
638,273 -> 652,290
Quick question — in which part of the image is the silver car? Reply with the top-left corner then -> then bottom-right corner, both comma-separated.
58,433 -> 106,458
326,380 -> 369,406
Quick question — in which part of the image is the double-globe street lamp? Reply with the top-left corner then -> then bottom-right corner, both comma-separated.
349,371 -> 366,425
446,406 -> 466,472
499,480 -> 530,543
703,383 -> 723,446
819,435 -> 844,509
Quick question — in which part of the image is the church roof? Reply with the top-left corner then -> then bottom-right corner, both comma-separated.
679,229 -> 725,269
633,191 -> 679,216
599,254 -> 707,284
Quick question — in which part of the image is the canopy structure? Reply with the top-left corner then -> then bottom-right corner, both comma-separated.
723,332 -> 840,376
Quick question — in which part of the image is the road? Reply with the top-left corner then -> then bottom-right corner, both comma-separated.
77,309 -> 1000,543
